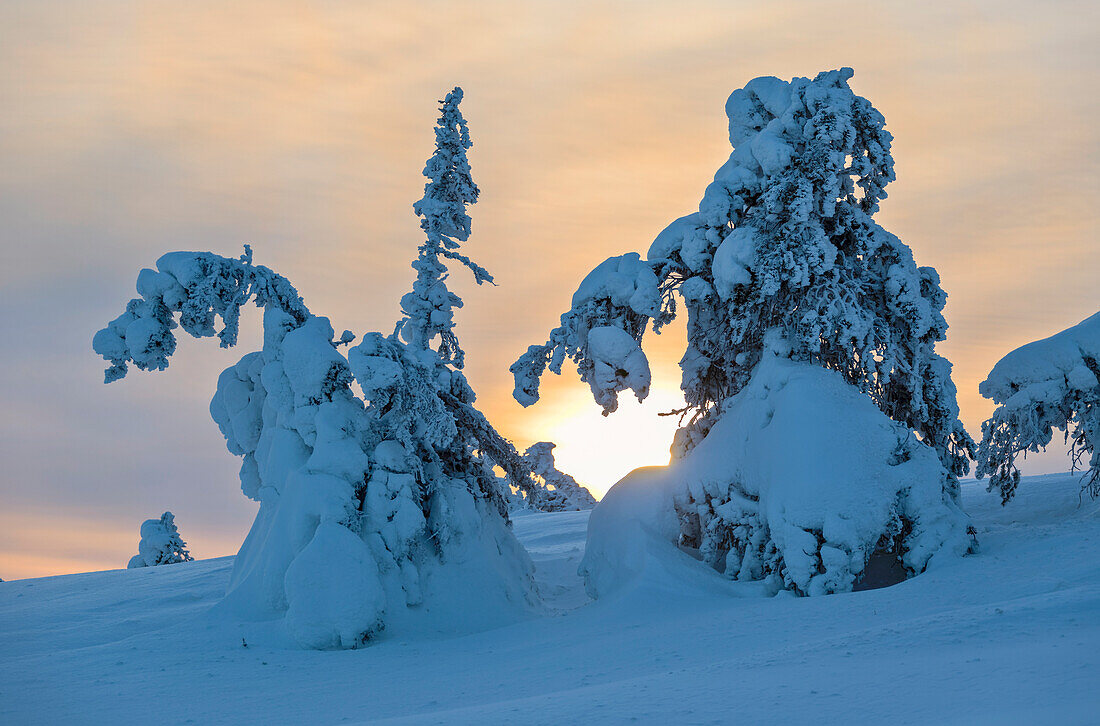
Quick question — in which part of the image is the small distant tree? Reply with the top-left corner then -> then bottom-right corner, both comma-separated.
977,311 -> 1100,503
127,512 -> 193,568
522,442 -> 597,511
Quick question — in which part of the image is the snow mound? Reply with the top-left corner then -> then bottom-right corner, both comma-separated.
283,522 -> 385,649
582,350 -> 972,600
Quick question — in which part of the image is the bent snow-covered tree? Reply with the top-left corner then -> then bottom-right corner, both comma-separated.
521,442 -> 597,511
94,89 -> 539,649
126,511 -> 193,568
515,69 -> 975,597
977,312 -> 1100,503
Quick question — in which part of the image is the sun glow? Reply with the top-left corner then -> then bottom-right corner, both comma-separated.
510,376 -> 686,500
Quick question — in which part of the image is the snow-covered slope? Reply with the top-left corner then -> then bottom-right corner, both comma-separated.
2,474 -> 1098,725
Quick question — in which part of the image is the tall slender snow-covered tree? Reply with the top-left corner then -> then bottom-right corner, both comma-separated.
127,512 -> 193,568
93,90 -> 542,648
398,87 -> 493,370
977,311 -> 1100,502
516,69 -> 976,597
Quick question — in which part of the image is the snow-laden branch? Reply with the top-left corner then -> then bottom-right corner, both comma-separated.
977,312 -> 1100,502
93,247 -> 308,383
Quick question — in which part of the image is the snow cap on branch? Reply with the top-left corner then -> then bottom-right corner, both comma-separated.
977,312 -> 1100,501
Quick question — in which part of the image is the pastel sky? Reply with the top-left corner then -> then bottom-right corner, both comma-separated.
1,1 -> 1097,580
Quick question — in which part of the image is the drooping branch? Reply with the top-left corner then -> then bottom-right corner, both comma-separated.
93,248 -> 309,382
977,312 -> 1100,502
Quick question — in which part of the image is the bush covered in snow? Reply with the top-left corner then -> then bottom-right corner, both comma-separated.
126,512 -> 193,568
96,88 -> 540,648
517,69 -> 975,596
580,343 -> 972,598
977,312 -> 1100,502
519,442 -> 597,512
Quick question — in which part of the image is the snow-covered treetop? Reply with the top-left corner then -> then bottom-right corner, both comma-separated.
93,246 -> 311,383
413,87 -> 479,247
398,87 -> 493,369
977,312 -> 1100,501
514,69 -> 974,478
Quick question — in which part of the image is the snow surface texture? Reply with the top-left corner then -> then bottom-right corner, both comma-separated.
513,69 -> 976,596
1,475 -> 1096,724
126,512 -> 193,569
520,442 -> 597,512
978,311 -> 1100,502
92,89 -> 545,649
582,348 -> 972,599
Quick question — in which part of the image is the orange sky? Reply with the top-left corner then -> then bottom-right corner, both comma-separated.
1,0 -> 1097,580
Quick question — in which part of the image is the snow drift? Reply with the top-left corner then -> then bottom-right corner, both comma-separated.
581,346 -> 973,600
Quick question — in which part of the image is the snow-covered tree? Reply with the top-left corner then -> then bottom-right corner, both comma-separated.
97,249 -> 536,647
516,69 -> 975,596
94,90 -> 541,648
977,312 -> 1100,503
520,442 -> 597,511
127,512 -> 193,568
397,86 -> 493,370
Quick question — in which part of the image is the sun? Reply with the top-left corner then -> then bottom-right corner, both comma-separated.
514,377 -> 685,499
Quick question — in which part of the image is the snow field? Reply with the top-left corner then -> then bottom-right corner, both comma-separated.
1,473 -> 1097,725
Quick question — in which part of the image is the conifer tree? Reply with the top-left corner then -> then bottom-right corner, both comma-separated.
517,70 -> 976,596
127,512 -> 193,568
522,442 -> 597,511
95,89 -> 541,648
977,311 -> 1100,502
398,87 -> 493,369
